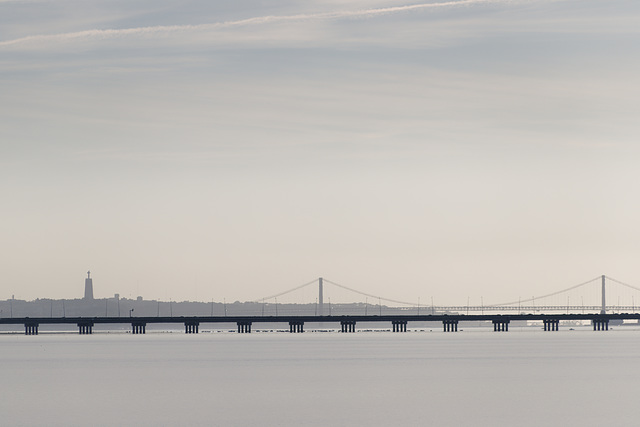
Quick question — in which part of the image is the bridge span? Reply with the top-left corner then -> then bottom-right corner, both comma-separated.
2,313 -> 637,335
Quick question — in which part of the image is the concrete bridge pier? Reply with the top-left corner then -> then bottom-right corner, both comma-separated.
341,320 -> 356,333
24,323 -> 39,335
132,322 -> 146,334
289,321 -> 304,333
392,320 -> 407,332
543,319 -> 559,331
77,322 -> 94,335
443,320 -> 458,332
185,322 -> 199,334
237,321 -> 252,333
593,319 -> 609,331
492,319 -> 509,332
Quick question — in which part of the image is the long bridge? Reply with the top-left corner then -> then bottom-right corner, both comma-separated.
0,312 -> 632,335
4,274 -> 640,335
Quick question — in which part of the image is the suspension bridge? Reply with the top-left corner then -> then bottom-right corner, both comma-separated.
252,275 -> 640,314
3,274 -> 640,335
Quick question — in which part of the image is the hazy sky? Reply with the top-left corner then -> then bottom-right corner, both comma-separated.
1,0 -> 639,304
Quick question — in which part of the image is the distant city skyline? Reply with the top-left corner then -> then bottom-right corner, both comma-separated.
2,0 -> 639,304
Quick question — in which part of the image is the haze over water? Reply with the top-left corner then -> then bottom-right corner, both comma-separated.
3,0 -> 640,423
3,329 -> 638,426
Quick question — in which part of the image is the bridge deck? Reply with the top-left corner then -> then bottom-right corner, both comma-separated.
1,313 -> 639,325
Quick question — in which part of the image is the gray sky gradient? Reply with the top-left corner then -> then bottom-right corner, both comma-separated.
1,0 -> 639,303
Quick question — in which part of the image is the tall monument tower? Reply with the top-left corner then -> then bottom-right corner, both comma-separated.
84,271 -> 94,300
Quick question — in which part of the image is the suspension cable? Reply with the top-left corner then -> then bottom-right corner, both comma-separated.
323,279 -> 417,306
252,278 -> 319,303
605,276 -> 640,293
489,276 -> 602,306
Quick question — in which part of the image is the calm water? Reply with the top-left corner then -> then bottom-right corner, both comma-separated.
2,328 -> 639,426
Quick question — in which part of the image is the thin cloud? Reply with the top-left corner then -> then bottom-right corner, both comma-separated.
0,0 -> 509,48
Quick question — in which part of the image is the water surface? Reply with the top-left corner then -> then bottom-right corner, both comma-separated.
2,329 -> 638,426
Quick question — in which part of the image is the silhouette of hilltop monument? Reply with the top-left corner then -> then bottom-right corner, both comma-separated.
84,271 -> 93,300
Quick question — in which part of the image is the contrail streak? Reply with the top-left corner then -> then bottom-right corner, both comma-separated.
0,0 -> 506,48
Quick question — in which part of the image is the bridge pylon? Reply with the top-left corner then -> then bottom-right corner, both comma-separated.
601,275 -> 606,314
318,277 -> 323,316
